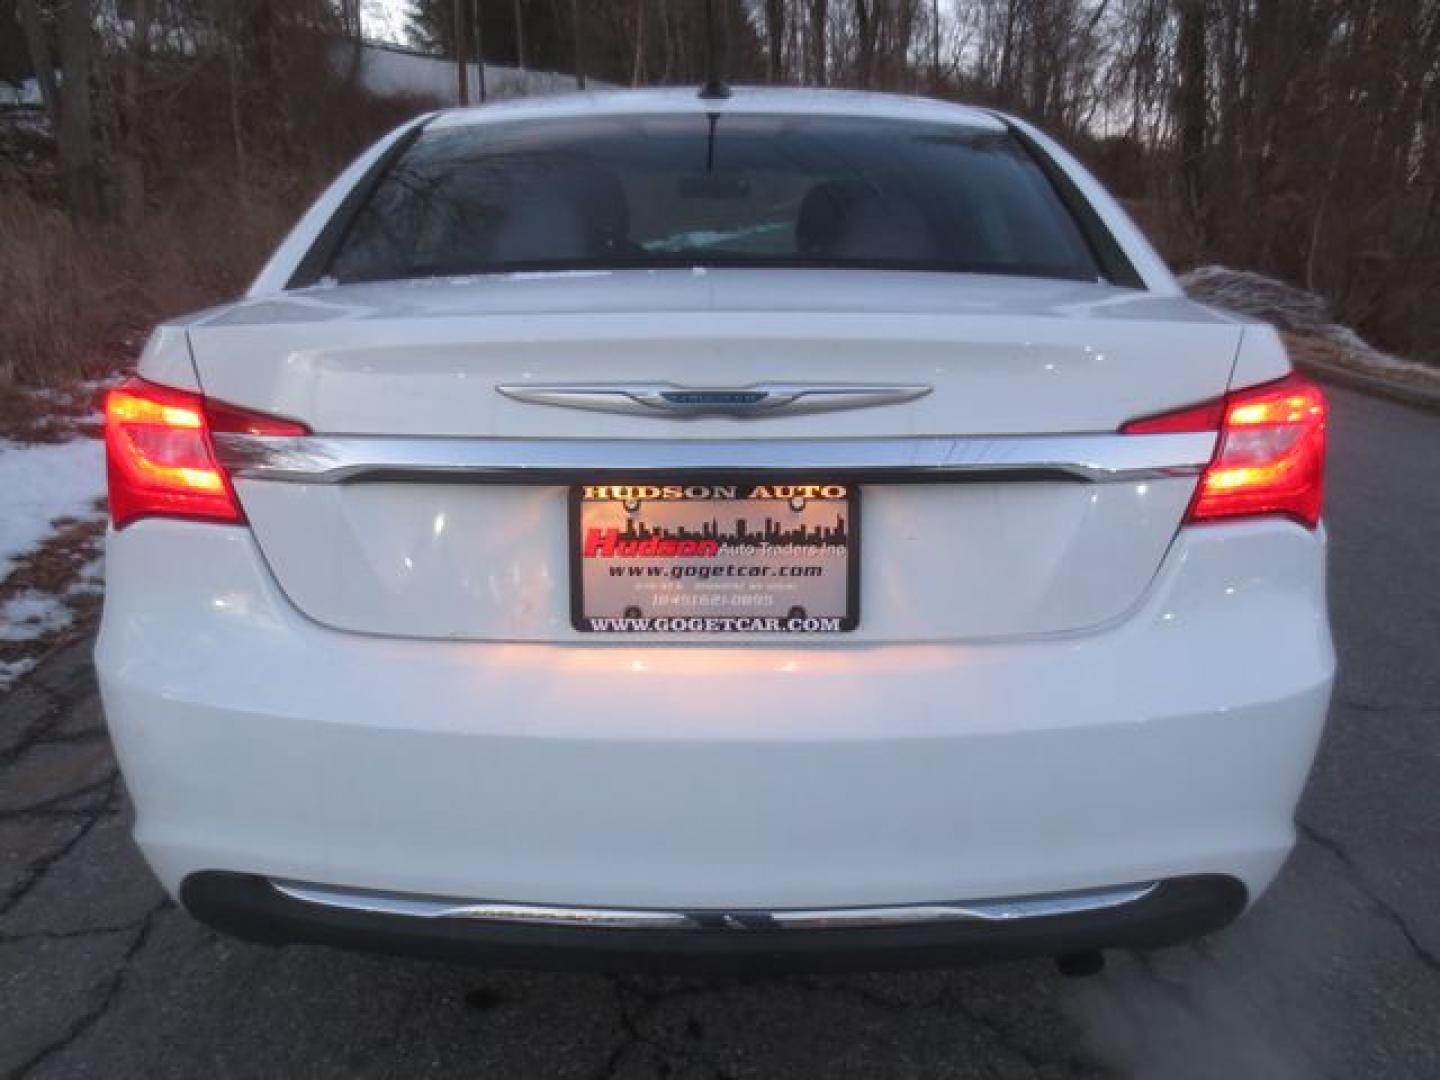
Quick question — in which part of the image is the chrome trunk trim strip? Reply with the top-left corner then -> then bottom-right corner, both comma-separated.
495,382 -> 934,418
268,880 -> 1160,931
214,432 -> 1214,486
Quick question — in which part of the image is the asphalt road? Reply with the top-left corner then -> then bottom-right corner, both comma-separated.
2,384 -> 1437,1079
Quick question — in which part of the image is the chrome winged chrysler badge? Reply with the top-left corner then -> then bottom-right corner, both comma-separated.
495,383 -> 932,418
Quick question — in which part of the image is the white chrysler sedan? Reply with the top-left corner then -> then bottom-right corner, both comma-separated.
97,87 -> 1333,973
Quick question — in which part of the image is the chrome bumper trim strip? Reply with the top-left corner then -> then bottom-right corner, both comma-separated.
267,880 -> 1160,931
213,432 -> 1213,486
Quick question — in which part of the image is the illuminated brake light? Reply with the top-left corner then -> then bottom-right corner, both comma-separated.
1122,373 -> 1327,529
104,377 -> 309,530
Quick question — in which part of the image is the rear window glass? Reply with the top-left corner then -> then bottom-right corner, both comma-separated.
325,114 -> 1101,284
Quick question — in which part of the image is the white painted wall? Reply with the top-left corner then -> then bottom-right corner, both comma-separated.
0,78 -> 43,107
341,41 -> 607,106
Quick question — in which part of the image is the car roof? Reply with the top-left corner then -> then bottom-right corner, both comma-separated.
425,86 -> 1008,133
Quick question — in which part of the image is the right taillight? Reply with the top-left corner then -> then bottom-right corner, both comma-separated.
1122,373 -> 1327,529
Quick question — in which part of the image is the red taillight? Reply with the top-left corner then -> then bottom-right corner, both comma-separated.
104,377 -> 308,530
1122,373 -> 1327,529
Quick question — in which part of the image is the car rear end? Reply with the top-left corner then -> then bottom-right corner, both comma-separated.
95,91 -> 1333,972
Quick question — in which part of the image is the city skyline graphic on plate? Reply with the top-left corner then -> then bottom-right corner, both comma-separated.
611,512 -> 849,548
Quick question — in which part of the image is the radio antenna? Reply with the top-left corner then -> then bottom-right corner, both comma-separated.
698,0 -> 732,100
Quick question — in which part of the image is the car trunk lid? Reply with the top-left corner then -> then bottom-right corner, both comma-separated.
188,270 -> 1237,643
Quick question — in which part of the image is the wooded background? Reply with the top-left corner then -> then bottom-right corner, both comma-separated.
2,0 -> 1437,387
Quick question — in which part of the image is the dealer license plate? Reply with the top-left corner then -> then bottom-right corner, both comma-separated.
571,481 -> 859,633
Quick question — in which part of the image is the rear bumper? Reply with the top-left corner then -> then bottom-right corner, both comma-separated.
97,517 -> 1332,958
180,872 -> 1246,974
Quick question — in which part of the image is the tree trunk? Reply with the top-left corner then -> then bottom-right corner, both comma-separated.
57,0 -> 104,220
854,0 -> 873,88
118,0 -> 153,229
657,0 -> 673,82
571,0 -> 586,89
930,0 -> 941,87
227,22 -> 246,196
513,0 -> 526,69
19,0 -> 102,220
809,0 -> 827,86
1176,0 -> 1208,245
15,0 -> 60,122
631,0 -> 646,85
1243,0 -> 1279,264
454,0 -> 470,104
765,0 -> 784,83
473,0 -> 486,101
998,0 -> 1019,101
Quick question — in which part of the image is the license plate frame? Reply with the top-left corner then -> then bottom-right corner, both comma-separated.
569,480 -> 860,634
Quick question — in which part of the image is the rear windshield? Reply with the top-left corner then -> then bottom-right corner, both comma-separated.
324,114 -> 1102,285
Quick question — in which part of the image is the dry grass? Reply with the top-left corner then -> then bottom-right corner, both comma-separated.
0,42 -> 432,391
0,161 -> 319,388
0,194 -> 120,386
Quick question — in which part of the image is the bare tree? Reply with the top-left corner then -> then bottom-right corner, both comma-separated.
15,0 -> 59,118
18,0 -> 104,219
454,0 -> 469,104
929,0 -> 941,86
631,0 -> 646,85
765,0 -> 785,82
808,0 -> 827,85
1175,0 -> 1206,238
572,0 -> 586,88
513,0 -> 526,68
116,0 -> 155,226
851,0 -> 872,87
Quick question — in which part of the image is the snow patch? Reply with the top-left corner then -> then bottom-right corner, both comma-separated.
0,436 -> 106,585
0,658 -> 37,692
1317,324 -> 1431,378
68,556 -> 106,598
0,591 -> 74,642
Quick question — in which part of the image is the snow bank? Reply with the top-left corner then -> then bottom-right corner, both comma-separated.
1179,266 -> 1331,333
1180,265 -> 1438,382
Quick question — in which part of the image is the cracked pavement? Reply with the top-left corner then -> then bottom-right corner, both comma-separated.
1,386 -> 1437,1079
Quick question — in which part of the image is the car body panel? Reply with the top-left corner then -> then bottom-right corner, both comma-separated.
98,517 -> 1331,910
100,89 -> 1333,966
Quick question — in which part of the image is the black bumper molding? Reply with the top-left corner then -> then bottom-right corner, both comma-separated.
180,872 -> 1247,975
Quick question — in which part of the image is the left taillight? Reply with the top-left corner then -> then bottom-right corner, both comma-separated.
104,377 -> 309,530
